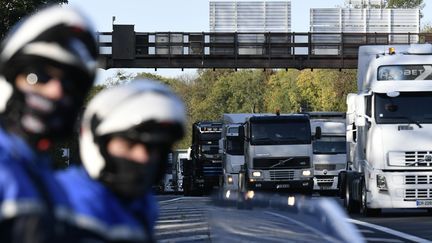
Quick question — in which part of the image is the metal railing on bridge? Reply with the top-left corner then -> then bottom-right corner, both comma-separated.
98,25 -> 432,69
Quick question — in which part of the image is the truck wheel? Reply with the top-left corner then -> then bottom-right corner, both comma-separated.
184,186 -> 190,196
360,179 -> 381,216
339,172 -> 347,199
344,180 -> 360,214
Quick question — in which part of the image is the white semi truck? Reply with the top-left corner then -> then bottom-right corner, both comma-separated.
220,114 -> 251,191
340,44 -> 432,215
238,113 -> 320,194
172,149 -> 189,193
309,112 -> 346,194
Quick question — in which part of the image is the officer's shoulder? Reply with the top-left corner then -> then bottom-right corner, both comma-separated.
56,166 -> 86,180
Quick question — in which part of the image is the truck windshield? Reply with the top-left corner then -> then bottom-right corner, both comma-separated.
200,144 -> 219,154
375,92 -> 432,124
198,133 -> 220,141
313,137 -> 346,154
227,136 -> 243,155
251,121 -> 311,145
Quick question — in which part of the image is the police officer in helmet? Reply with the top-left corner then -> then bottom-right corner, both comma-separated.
56,79 -> 186,242
0,5 -> 97,242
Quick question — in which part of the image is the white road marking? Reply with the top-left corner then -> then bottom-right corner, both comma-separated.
158,197 -> 183,204
265,211 -> 341,243
357,229 -> 375,234
364,237 -> 404,243
159,235 -> 210,243
348,218 -> 432,243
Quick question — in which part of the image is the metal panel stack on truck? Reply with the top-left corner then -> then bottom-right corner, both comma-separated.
308,112 -> 347,194
238,113 -> 320,195
183,121 -> 223,196
340,44 -> 432,216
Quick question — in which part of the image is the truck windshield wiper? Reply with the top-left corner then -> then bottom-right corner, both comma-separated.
270,157 -> 293,168
254,137 -> 272,141
406,160 -> 426,166
390,116 -> 422,128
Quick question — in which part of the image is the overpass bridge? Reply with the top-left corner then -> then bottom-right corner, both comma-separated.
98,25 -> 432,70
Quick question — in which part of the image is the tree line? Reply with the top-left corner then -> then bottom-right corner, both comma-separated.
100,68 -> 357,150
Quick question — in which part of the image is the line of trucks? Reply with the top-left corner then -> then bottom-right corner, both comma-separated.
159,43 -> 432,216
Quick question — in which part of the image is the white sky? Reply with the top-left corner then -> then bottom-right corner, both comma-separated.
67,0 -> 432,84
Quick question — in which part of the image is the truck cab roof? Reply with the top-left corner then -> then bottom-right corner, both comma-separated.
248,114 -> 310,122
358,44 -> 432,93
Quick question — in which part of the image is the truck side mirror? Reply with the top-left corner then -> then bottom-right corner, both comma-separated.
238,125 -> 245,141
314,126 -> 322,139
355,94 -> 371,127
346,124 -> 354,143
346,93 -> 356,125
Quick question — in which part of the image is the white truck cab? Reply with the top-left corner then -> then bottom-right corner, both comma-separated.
220,114 -> 251,191
309,112 -> 346,193
238,113 -> 319,194
341,44 -> 432,215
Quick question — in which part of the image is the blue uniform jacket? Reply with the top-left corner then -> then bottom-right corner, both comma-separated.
56,166 -> 159,242
0,127 -> 71,242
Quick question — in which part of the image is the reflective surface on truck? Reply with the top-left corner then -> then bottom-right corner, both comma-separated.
313,136 -> 346,190
374,92 -> 432,125
251,121 -> 311,145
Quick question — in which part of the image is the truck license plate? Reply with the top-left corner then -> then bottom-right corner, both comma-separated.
276,184 -> 290,189
320,186 -> 333,190
416,200 -> 432,207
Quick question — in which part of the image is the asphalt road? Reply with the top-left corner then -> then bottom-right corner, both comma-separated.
155,195 -> 432,242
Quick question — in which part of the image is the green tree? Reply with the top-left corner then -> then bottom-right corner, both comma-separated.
264,69 -> 300,113
386,0 -> 424,9
195,69 -> 267,120
52,84 -> 106,168
104,69 -> 135,87
0,0 -> 68,38
422,23 -> 432,33
295,69 -> 356,112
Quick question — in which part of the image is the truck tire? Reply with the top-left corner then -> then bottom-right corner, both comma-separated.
338,171 -> 347,199
360,179 -> 381,216
344,176 -> 360,214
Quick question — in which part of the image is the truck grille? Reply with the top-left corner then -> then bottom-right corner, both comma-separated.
315,176 -> 334,187
405,175 -> 432,185
405,189 -> 432,200
315,164 -> 336,171
254,157 -> 310,169
269,170 -> 295,181
388,151 -> 432,167
404,151 -> 432,166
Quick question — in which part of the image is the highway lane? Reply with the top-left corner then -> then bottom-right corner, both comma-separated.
349,209 -> 432,242
156,195 -> 432,242
156,195 -> 357,242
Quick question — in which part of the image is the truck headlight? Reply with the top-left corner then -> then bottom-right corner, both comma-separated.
377,174 -> 388,191
302,170 -> 311,176
252,171 -> 262,177
225,190 -> 231,199
227,175 -> 233,184
287,196 -> 296,206
246,190 -> 255,199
